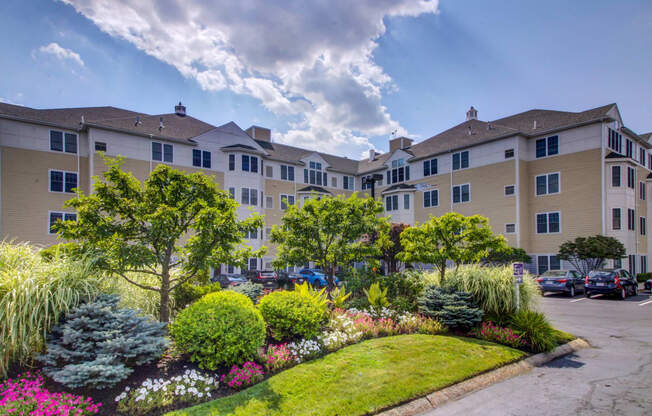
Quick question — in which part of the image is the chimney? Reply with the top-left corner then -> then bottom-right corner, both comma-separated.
389,136 -> 413,152
466,106 -> 478,121
533,120 -> 537,130
246,125 -> 272,142
368,149 -> 378,161
175,102 -> 186,117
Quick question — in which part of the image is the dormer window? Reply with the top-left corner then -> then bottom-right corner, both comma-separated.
304,161 -> 327,185
387,160 -> 410,185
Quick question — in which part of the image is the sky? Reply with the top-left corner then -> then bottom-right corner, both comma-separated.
1,0 -> 651,159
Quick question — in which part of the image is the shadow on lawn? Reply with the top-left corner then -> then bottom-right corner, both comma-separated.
206,380 -> 284,415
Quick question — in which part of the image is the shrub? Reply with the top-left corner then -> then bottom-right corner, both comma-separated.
364,282 -> 389,314
294,282 -> 329,308
173,282 -> 221,311
377,271 -> 425,311
102,271 -> 164,320
258,291 -> 327,341
115,369 -> 219,415
470,322 -> 526,349
0,242 -> 102,378
38,295 -> 168,389
0,371 -> 101,415
339,267 -> 375,298
509,310 -> 556,353
636,272 -> 652,283
418,286 -> 483,330
329,286 -> 351,308
220,362 -> 265,390
229,282 -> 264,303
170,291 -> 265,369
435,265 -> 540,316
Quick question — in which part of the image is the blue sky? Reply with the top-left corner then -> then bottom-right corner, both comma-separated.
1,0 -> 651,158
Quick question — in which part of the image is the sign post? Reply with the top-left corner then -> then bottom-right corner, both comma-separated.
512,262 -> 524,312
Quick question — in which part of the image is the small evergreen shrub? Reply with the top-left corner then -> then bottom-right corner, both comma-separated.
38,295 -> 168,389
418,286 -> 483,330
258,291 -> 327,340
170,291 -> 265,369
173,282 -> 221,311
229,282 -> 264,303
509,310 -> 556,353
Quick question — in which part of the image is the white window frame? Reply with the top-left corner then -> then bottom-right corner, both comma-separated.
265,195 -> 273,209
151,141 -> 173,163
423,189 -> 439,208
504,184 -> 515,196
49,129 -> 78,154
505,223 -> 516,234
48,211 -> 77,234
280,194 -> 295,211
640,216 -> 646,236
452,183 -> 471,204
535,211 -> 561,234
48,169 -> 78,194
534,172 -> 561,196
452,151 -> 470,171
535,135 -> 559,159
192,149 -> 211,169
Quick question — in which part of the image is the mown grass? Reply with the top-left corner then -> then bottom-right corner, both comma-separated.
552,329 -> 576,345
168,334 -> 525,416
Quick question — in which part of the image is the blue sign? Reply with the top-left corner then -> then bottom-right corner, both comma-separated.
513,263 -> 524,284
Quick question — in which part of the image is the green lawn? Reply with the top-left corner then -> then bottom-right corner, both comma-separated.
168,334 -> 525,416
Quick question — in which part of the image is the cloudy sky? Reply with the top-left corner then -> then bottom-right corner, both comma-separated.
1,0 -> 651,158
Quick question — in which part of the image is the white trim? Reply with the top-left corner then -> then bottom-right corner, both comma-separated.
505,223 -> 516,234
611,207 -> 622,231
423,189 -> 439,208
609,164 -> 621,188
452,183 -> 471,204
534,171 -> 561,196
48,129 -> 79,155
534,134 -> 560,160
279,194 -> 295,211
515,139 -> 521,248
48,169 -> 79,194
535,211 -> 562,234
47,210 -> 77,235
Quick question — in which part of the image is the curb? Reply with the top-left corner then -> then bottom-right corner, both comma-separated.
376,338 -> 591,416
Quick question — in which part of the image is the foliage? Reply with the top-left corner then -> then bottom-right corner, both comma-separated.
483,246 -> 532,266
379,223 -> 410,274
261,344 -> 295,373
258,291 -> 327,340
418,286 -> 483,330
286,339 -> 323,362
552,329 -> 576,345
173,282 -> 222,311
342,309 -> 445,340
442,265 -> 539,316
329,286 -> 351,308
320,313 -> 364,351
59,157 -> 264,322
168,335 -> 525,416
376,271 -> 425,312
339,267 -> 376,299
0,371 -> 101,415
271,193 -> 388,290
293,281 -> 329,308
509,310 -> 556,353
558,235 -> 626,276
0,242 -> 102,379
170,291 -> 266,369
470,322 -> 526,349
399,213 -> 506,284
229,281 -> 264,303
38,295 -> 168,389
102,271 -> 165,319
363,282 -> 389,314
115,369 -> 219,415
220,362 -> 265,390
636,272 -> 652,283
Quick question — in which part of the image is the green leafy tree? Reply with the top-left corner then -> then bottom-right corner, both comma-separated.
271,193 -> 388,291
483,246 -> 532,266
558,235 -> 626,276
398,213 -> 505,284
59,157 -> 264,322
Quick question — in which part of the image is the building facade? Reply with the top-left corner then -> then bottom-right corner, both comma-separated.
1,101 -> 650,275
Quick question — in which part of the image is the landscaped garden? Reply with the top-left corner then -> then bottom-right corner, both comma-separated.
0,162 -> 575,416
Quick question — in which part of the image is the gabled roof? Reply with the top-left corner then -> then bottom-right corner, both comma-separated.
605,151 -> 627,159
253,140 -> 358,174
382,183 -> 416,194
640,132 -> 652,142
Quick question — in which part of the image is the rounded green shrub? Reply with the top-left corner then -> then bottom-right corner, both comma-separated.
509,310 -> 556,353
170,291 -> 265,369
258,291 -> 327,340
173,281 -> 221,311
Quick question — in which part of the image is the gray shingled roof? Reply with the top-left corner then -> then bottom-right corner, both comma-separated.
640,132 -> 652,142
0,102 -> 215,143
253,140 -> 359,174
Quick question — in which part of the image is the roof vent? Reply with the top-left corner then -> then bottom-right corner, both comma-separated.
486,123 -> 492,131
159,116 -> 165,131
533,120 -> 537,130
466,106 -> 478,121
175,101 -> 186,117
467,126 -> 473,136
135,116 -> 142,126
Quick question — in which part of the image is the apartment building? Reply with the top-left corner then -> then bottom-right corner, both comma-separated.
1,101 -> 650,275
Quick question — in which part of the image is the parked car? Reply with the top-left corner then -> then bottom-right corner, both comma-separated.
246,270 -> 279,287
585,269 -> 638,299
211,273 -> 247,288
645,278 -> 652,291
298,268 -> 340,288
275,271 -> 307,287
536,270 -> 585,297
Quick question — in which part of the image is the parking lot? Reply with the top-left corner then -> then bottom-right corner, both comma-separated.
422,286 -> 652,416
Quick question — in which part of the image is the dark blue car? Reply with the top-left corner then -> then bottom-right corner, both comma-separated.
585,269 -> 638,300
537,270 -> 585,297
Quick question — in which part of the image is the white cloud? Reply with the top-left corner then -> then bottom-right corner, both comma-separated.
37,42 -> 85,66
59,0 -> 437,157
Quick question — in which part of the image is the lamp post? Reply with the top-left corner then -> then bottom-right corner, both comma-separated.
363,173 -> 384,199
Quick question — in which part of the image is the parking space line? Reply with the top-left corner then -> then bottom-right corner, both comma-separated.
570,297 -> 587,303
638,299 -> 652,306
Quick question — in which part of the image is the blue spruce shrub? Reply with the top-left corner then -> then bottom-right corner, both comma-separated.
38,294 -> 168,389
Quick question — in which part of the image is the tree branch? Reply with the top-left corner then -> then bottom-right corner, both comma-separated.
117,272 -> 160,292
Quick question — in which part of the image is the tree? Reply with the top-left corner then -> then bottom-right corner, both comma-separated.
59,157 -> 264,322
398,212 -> 505,284
379,223 -> 409,274
483,246 -> 532,266
558,235 -> 626,276
270,193 -> 388,291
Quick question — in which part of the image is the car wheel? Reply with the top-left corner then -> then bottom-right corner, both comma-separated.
633,284 -> 638,296
619,287 -> 626,300
569,286 -> 576,297
585,291 -> 591,298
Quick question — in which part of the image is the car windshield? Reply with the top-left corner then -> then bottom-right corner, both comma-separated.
540,271 -> 565,277
589,271 -> 615,278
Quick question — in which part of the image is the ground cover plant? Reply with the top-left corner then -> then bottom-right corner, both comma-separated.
167,335 -> 525,416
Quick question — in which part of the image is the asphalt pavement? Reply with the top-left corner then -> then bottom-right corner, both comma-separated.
421,287 -> 652,416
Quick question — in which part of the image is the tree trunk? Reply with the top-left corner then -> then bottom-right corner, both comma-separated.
159,269 -> 171,323
439,262 -> 446,286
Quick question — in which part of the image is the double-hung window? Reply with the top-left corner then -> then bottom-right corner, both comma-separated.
305,161 -> 326,185
152,142 -> 173,162
452,184 -> 470,203
505,224 -> 516,233
535,135 -> 559,158
423,190 -> 438,207
48,212 -> 77,234
640,182 -> 646,200
628,209 -> 635,231
536,212 -> 560,234
251,156 -> 259,173
640,148 -> 646,165
535,173 -> 560,196
387,159 -> 409,184
423,158 -> 437,176
50,130 -> 77,154
228,154 -> 235,171
280,165 -> 295,181
627,167 -> 635,189
404,194 -> 410,209
612,166 -> 621,187
242,155 -> 250,172
280,194 -> 295,211
385,194 -> 399,211
192,150 -> 211,168
608,128 -> 622,153
452,151 -> 469,170
626,139 -> 633,158
343,176 -> 354,190
640,217 -> 646,235
612,208 -> 621,230
537,255 -> 560,275
49,170 -> 77,193
241,188 -> 258,206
